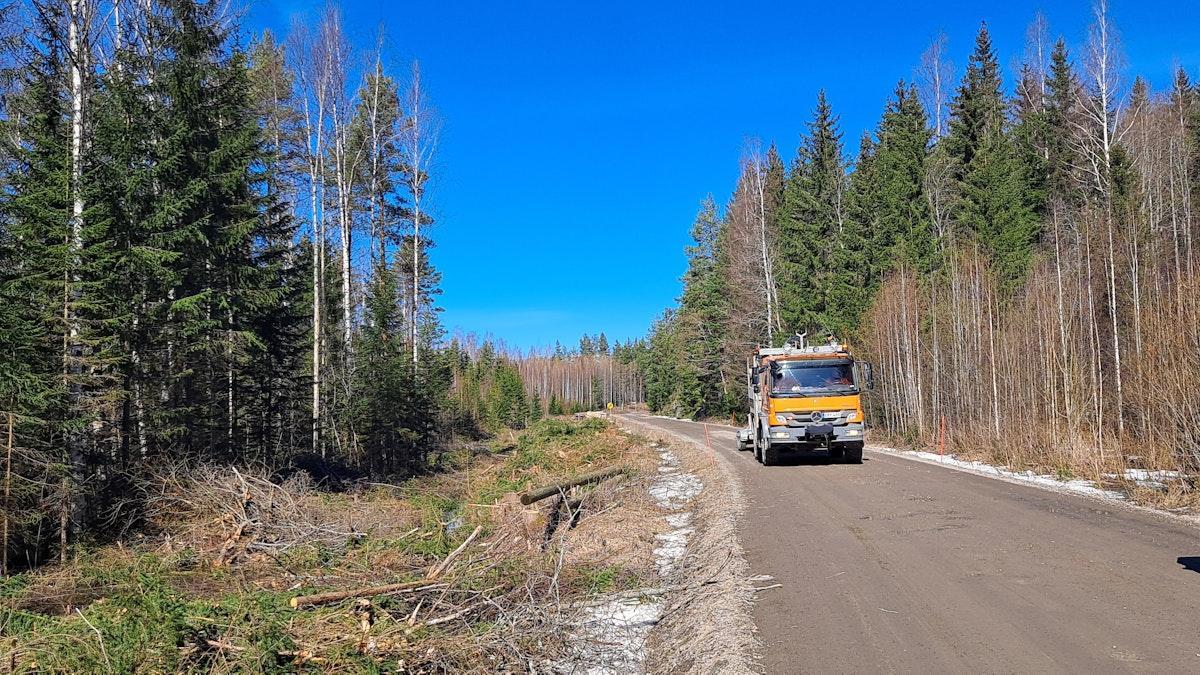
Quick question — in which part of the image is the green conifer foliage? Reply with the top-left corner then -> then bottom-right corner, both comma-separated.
0,0 -> 465,563
777,91 -> 846,334
489,364 -> 528,429
948,23 -> 1039,295
876,83 -> 936,275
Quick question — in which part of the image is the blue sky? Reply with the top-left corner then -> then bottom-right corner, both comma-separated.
243,0 -> 1200,352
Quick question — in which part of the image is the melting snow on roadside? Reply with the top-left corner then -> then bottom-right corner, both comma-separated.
878,447 -> 1127,500
564,600 -> 661,674
654,513 -> 693,577
1108,469 -> 1186,491
558,441 -> 704,674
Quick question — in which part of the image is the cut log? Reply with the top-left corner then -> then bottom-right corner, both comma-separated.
289,580 -> 445,608
520,466 -> 627,505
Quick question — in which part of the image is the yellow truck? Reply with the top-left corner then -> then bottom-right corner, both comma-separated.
735,334 -> 873,465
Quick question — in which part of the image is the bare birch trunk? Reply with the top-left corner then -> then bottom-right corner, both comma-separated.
63,0 -> 90,557
403,62 -> 436,366
297,35 -> 328,456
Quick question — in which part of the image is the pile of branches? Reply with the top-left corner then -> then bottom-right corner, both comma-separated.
144,463 -> 374,566
142,465 -> 596,669
258,472 -> 640,671
216,524 -> 586,672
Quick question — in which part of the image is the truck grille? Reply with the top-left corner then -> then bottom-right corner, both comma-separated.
777,411 -> 847,425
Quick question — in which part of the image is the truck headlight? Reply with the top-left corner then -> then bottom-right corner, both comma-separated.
772,432 -> 789,439
845,429 -> 860,436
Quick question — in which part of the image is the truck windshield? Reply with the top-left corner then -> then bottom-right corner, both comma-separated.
771,362 -> 856,396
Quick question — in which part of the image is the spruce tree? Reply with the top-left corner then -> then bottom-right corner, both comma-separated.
674,197 -> 729,417
947,23 -> 1039,295
2,7 -> 122,543
946,24 -> 1005,177
777,90 -> 846,334
488,364 -> 527,429
1045,39 -> 1082,202
642,310 -> 680,414
827,135 -> 875,337
529,393 -> 544,422
1012,63 -> 1051,216
876,83 -> 936,275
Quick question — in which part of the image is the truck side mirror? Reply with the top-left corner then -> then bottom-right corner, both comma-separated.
752,384 -> 760,394
865,363 -> 875,390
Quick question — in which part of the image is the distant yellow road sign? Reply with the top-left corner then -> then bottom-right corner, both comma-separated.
606,402 -> 614,410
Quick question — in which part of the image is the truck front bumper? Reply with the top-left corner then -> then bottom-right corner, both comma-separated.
767,423 -> 864,446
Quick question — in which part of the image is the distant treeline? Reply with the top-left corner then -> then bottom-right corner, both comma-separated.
446,334 -> 644,432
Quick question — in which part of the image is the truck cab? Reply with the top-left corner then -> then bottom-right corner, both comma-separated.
736,337 -> 872,465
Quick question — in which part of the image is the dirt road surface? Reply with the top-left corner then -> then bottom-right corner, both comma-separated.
620,412 -> 1200,673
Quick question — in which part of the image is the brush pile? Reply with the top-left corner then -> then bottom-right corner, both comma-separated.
0,419 -> 662,673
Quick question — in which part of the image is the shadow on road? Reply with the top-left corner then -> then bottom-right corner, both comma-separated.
1177,556 -> 1200,574
769,455 -> 871,467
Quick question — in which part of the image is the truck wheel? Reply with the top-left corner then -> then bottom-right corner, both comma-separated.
753,431 -> 764,464
762,440 -> 780,466
842,442 -> 864,464
829,446 -> 845,460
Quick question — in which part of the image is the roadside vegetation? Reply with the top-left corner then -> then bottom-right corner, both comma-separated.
0,0 -> 651,575
635,4 -> 1200,509
0,417 -> 656,672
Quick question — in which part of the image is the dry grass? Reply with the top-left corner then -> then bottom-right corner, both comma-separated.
1121,479 -> 1200,512
0,418 -> 666,673
874,426 -> 1200,514
616,417 -> 759,675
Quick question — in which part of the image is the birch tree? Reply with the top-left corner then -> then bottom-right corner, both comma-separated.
64,0 -> 93,551
400,60 -> 437,364
290,20 -> 331,455
917,32 -> 953,140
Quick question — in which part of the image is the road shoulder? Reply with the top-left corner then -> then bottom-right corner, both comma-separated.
615,413 -> 760,674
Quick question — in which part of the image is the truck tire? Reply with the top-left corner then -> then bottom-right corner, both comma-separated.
753,430 -> 764,464
762,439 -> 780,466
842,442 -> 864,464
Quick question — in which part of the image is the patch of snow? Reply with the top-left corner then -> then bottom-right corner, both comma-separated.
1099,469 -> 1188,492
559,442 -> 704,673
666,512 -> 692,528
649,451 -> 702,577
654,527 -> 694,577
562,597 -> 661,674
650,414 -> 694,422
650,472 -> 703,509
876,447 -> 1127,501
1117,469 -> 1183,481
